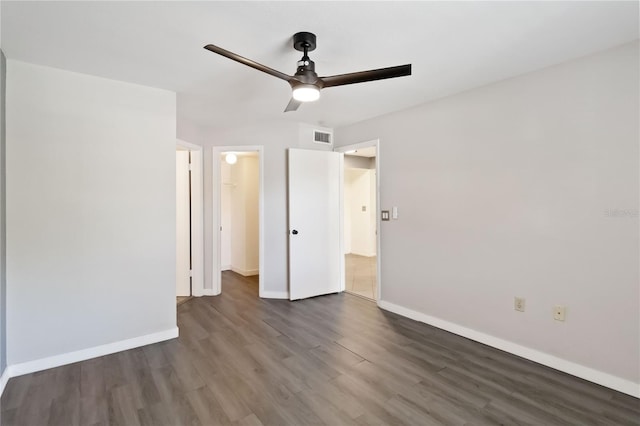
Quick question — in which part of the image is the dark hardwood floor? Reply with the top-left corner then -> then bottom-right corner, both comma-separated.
2,271 -> 639,425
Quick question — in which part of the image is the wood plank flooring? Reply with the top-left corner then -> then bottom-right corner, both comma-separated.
177,296 -> 193,306
2,271 -> 638,425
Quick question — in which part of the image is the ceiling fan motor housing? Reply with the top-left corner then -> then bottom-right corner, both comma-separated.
294,60 -> 321,85
292,32 -> 321,88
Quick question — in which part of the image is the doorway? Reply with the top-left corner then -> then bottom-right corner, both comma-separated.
176,140 -> 204,304
220,151 -> 259,294
336,141 -> 381,302
212,146 -> 264,297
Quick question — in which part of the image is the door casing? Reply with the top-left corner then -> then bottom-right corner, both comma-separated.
176,139 -> 204,296
211,145 -> 265,297
335,139 -> 382,302
176,149 -> 191,296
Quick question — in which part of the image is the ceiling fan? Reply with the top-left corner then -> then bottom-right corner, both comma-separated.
204,32 -> 412,112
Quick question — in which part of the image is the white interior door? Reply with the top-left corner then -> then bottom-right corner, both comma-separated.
176,151 -> 191,297
288,148 -> 343,300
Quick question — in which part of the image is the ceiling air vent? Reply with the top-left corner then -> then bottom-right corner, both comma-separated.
313,130 -> 332,145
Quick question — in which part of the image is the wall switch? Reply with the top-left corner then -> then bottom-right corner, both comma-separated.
514,297 -> 525,312
381,210 -> 390,221
362,206 -> 367,212
392,206 -> 398,219
553,305 -> 566,321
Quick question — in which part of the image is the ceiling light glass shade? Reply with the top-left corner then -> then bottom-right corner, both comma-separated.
292,85 -> 320,102
225,153 -> 237,164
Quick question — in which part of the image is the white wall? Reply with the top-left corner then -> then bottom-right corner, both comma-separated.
345,168 -> 377,256
335,42 -> 639,391
240,156 -> 259,274
6,61 -> 177,365
228,155 -> 259,276
202,122 -> 295,295
193,122 -> 332,296
344,155 -> 374,170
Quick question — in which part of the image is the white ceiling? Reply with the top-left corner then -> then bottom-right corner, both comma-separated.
2,1 -> 638,130
346,146 -> 377,158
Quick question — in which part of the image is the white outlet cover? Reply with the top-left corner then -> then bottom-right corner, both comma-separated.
553,305 -> 566,321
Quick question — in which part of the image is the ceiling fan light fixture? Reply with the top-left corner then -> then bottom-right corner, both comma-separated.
292,85 -> 320,102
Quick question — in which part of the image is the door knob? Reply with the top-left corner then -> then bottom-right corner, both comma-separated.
291,230 -> 299,235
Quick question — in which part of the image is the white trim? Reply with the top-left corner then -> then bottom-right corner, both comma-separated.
201,289 -> 217,296
189,148 -> 204,297
5,328 -> 178,379
378,300 -> 640,398
261,291 -> 289,299
335,139 -> 381,301
231,267 -> 259,277
176,139 -> 205,297
0,367 -> 10,397
212,146 -> 265,298
176,139 -> 202,151
338,153 -> 345,293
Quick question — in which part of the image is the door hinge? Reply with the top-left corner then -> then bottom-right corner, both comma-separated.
188,163 -> 193,171
189,269 -> 193,277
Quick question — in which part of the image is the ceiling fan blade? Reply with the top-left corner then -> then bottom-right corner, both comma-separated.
204,44 -> 292,82
284,98 -> 302,112
320,64 -> 411,88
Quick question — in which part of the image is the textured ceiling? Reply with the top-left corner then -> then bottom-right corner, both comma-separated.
2,1 -> 638,130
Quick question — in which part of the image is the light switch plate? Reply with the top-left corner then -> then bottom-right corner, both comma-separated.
381,210 -> 390,221
392,206 -> 398,219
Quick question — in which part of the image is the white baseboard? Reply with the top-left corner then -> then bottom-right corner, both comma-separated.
0,366 -> 9,397
231,267 -> 259,277
378,300 -> 640,398
6,327 -> 179,380
221,265 -> 231,271
201,288 -> 218,296
260,290 -> 289,299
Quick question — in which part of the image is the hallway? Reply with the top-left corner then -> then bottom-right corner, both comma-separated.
345,254 -> 377,300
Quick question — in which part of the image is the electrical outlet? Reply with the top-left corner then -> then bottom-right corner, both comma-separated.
553,305 -> 566,321
514,297 -> 525,312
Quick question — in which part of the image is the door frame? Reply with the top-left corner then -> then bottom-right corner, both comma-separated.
334,139 -> 381,302
176,139 -> 205,297
212,145 -> 265,297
